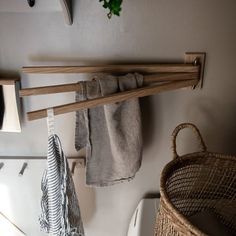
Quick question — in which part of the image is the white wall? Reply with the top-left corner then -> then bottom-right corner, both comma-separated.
0,0 -> 236,235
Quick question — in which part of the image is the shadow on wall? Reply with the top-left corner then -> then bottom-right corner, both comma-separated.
0,70 -> 20,78
139,92 -> 178,155
73,167 -> 96,224
140,96 -> 157,150
144,192 -> 160,199
28,54 -> 184,66
185,97 -> 236,155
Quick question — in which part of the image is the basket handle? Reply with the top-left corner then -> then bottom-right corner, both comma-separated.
172,123 -> 207,159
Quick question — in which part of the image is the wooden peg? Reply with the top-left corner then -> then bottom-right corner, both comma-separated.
71,161 -> 77,175
0,162 -> 4,170
19,163 -> 28,176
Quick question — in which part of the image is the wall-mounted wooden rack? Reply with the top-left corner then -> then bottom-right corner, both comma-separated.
20,52 -> 206,121
0,156 -> 86,174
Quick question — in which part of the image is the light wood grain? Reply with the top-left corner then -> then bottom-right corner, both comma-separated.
185,52 -> 206,88
20,72 -> 198,96
27,79 -> 198,121
20,83 -> 82,96
143,73 -> 198,84
22,64 -> 199,74
0,78 -> 20,85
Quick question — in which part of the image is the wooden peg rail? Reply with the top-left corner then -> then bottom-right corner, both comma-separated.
22,64 -> 199,74
21,53 -> 206,121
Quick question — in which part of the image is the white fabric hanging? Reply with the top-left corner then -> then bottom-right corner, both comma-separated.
39,109 -> 84,236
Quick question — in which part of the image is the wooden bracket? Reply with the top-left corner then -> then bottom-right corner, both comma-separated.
0,78 -> 20,85
185,52 -> 206,89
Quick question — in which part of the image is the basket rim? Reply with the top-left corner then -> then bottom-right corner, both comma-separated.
159,151 -> 236,235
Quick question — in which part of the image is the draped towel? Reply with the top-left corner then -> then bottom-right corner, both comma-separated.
75,73 -> 143,186
39,110 -> 84,236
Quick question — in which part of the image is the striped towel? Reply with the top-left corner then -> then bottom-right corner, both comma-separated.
39,134 -> 84,236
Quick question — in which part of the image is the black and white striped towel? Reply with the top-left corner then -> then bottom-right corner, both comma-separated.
39,110 -> 84,236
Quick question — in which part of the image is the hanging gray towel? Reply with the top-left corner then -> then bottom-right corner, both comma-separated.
75,73 -> 143,187
39,109 -> 84,236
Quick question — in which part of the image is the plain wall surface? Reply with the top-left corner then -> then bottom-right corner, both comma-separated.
0,0 -> 236,235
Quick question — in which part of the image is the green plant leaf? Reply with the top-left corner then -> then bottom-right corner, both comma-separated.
100,0 -> 123,18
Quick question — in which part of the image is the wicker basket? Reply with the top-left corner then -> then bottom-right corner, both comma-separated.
155,123 -> 236,236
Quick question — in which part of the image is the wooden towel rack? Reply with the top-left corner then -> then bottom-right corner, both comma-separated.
20,52 -> 206,121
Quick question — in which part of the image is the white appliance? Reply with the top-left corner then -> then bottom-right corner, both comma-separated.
127,198 -> 159,236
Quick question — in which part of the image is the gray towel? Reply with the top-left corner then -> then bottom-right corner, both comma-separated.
75,73 -> 143,187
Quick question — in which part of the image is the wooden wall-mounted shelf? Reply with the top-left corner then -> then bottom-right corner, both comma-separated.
20,52 -> 206,121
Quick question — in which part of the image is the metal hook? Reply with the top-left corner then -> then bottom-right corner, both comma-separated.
19,163 -> 28,176
193,58 -> 199,66
192,57 -> 200,89
71,162 -> 77,175
27,0 -> 35,7
0,162 -> 4,170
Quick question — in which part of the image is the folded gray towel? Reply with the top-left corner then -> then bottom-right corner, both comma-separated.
75,73 -> 143,186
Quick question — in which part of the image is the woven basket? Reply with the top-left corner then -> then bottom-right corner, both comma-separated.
155,123 -> 236,236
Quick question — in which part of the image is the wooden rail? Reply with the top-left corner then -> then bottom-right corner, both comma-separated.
21,60 -> 203,121
20,72 -> 198,96
27,79 -> 198,121
22,64 -> 199,74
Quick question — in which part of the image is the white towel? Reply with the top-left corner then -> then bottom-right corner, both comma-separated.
75,73 -> 143,186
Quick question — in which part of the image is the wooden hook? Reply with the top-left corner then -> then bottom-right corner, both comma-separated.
0,162 -> 4,170
71,161 -> 77,175
19,163 -> 28,176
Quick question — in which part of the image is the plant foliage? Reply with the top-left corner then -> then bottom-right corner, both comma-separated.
99,0 -> 123,18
